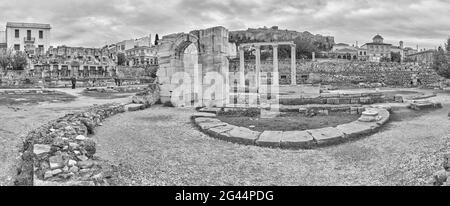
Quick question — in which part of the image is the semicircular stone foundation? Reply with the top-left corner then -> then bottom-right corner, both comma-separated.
192,106 -> 390,149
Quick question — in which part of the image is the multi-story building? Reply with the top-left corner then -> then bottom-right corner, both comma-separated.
111,34 -> 152,53
328,43 -> 368,61
361,34 -> 392,62
124,45 -> 158,66
5,22 -> 51,55
0,30 -> 6,50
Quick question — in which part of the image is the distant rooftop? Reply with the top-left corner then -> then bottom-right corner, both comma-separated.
6,22 -> 51,29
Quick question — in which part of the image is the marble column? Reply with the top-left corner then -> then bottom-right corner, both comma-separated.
272,45 -> 279,86
290,45 -> 296,85
239,46 -> 245,94
255,45 -> 261,89
271,44 -> 280,111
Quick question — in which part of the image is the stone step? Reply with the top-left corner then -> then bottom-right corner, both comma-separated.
409,101 -> 442,111
125,104 -> 145,112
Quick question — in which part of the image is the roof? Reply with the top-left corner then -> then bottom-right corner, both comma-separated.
363,42 -> 392,46
373,34 -> 383,39
334,43 -> 349,46
331,48 -> 358,53
406,49 -> 436,56
6,22 -> 51,29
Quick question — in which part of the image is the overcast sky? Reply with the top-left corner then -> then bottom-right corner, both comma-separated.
1,0 -> 449,49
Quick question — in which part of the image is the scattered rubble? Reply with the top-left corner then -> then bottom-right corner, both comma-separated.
15,103 -> 126,186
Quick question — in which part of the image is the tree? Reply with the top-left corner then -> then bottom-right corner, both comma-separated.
11,51 -> 28,70
432,48 -> 450,79
445,37 -> 450,52
154,34 -> 159,45
117,53 -> 126,66
391,52 -> 401,63
293,37 -> 319,59
0,49 -> 13,75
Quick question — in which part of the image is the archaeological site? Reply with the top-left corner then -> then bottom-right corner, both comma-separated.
1,1 -> 450,201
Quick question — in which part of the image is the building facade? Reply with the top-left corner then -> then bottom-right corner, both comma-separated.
406,49 -> 435,64
361,34 -> 392,62
0,30 -> 6,50
124,45 -> 158,66
5,22 -> 51,55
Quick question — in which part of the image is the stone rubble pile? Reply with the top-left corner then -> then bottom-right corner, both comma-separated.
131,83 -> 160,107
15,103 -> 126,186
84,85 -> 149,94
433,153 -> 450,186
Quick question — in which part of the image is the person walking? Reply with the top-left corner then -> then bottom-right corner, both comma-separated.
71,76 -> 77,89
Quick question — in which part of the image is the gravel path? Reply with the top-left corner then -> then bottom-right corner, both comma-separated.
0,88 -> 132,186
93,93 -> 450,185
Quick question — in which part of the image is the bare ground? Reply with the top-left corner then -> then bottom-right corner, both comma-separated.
92,92 -> 450,185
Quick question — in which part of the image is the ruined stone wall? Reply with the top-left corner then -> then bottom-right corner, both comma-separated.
230,60 -> 445,88
15,103 -> 126,186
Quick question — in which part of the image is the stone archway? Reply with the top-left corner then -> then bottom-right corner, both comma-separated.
156,33 -> 202,106
156,26 -> 237,107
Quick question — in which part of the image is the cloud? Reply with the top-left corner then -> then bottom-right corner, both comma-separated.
0,0 -> 449,49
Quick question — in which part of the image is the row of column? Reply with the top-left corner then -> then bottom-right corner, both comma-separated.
238,44 -> 296,87
35,64 -> 114,78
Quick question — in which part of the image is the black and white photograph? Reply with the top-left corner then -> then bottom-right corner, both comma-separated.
1,0 -> 450,200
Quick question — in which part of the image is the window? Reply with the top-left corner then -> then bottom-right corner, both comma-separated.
15,29 -> 19,38
38,45 -> 44,49
39,30 -> 43,39
14,44 -> 20,51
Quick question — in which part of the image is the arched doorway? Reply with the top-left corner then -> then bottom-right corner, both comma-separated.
157,33 -> 202,107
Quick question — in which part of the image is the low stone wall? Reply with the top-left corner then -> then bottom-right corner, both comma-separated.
15,103 -> 126,186
84,85 -> 149,94
192,106 -> 390,149
280,104 -> 366,116
280,92 -> 403,106
230,61 -> 446,88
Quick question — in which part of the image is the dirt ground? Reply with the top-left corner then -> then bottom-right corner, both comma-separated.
1,87 -> 450,186
91,90 -> 450,186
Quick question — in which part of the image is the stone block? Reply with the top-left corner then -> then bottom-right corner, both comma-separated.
33,144 -> 51,155
125,104 -> 145,111
375,109 -> 390,125
326,98 -> 340,104
339,98 -> 351,104
350,98 -> 360,104
359,97 -> 373,104
336,122 -> 374,139
49,155 -> 64,169
197,121 -> 228,130
194,117 -> 216,123
280,131 -> 314,148
224,126 -> 261,145
307,127 -> 344,145
192,112 -> 217,117
256,131 -> 283,147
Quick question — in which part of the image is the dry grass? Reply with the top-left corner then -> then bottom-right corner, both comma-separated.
216,112 -> 359,132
